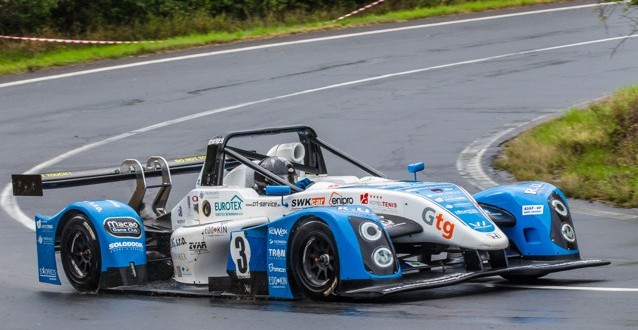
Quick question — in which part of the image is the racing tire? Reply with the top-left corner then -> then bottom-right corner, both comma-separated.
290,219 -> 340,300
60,215 -> 101,292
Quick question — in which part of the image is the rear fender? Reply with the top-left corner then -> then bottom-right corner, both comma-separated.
36,200 -> 146,287
474,182 -> 579,258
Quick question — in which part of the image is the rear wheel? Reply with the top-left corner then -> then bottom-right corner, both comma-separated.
290,219 -> 339,300
60,215 -> 101,292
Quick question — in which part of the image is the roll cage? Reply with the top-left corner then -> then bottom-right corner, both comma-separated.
200,125 -> 386,193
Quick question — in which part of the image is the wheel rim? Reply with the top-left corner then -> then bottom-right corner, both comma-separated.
301,236 -> 336,288
68,230 -> 94,280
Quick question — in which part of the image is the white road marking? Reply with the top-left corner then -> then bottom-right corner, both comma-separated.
0,2 -> 620,89
469,282 -> 638,292
456,114 -> 553,190
2,31 -> 638,230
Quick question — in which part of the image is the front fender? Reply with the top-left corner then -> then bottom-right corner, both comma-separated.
35,200 -> 146,287
474,182 -> 579,259
226,206 -> 400,299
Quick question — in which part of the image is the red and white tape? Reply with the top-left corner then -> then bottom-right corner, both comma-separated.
335,0 -> 386,21
0,35 -> 155,44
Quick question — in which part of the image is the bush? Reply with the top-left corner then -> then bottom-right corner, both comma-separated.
0,0 -> 57,34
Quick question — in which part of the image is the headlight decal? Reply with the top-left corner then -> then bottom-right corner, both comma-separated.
348,216 -> 397,276
548,192 -> 578,250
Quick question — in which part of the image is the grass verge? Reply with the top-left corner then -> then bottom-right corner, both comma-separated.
494,86 -> 638,208
0,0 -> 565,76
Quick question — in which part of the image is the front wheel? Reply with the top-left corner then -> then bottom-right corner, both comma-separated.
290,219 -> 339,300
60,215 -> 101,292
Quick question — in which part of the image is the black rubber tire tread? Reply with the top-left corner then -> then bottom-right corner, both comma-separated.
60,214 -> 101,292
290,218 -> 339,300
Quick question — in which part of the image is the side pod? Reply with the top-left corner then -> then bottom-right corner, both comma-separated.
474,181 -> 579,259
36,200 -> 147,290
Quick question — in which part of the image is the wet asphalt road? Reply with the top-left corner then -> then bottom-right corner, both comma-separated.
1,1 -> 637,329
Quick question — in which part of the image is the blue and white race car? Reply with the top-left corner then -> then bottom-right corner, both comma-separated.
13,125 -> 609,299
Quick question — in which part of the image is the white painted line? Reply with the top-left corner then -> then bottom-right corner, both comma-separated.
471,282 -> 638,293
0,2 -> 619,89
457,113 -> 558,190
3,34 -> 637,230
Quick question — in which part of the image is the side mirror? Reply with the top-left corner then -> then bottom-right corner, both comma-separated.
407,162 -> 425,181
265,185 -> 292,207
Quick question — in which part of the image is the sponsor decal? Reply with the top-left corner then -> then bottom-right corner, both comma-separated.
208,137 -> 224,145
269,238 -> 287,245
522,205 -> 544,216
329,192 -> 354,206
42,171 -> 72,178
360,193 -> 369,204
455,209 -> 479,215
337,206 -> 371,213
421,207 -> 455,240
487,232 -> 502,239
268,276 -> 289,287
175,265 -> 191,276
453,202 -> 473,208
524,183 -> 544,195
37,235 -> 55,246
204,224 -> 228,236
268,227 -> 288,237
246,201 -> 280,207
469,221 -> 493,230
213,195 -> 243,216
107,200 -> 121,208
189,241 -> 208,251
87,201 -> 103,212
108,241 -> 144,251
291,197 -> 325,208
268,248 -> 286,258
103,217 -> 141,238
39,267 -> 57,278
191,195 -> 199,213
268,263 -> 286,273
178,206 -> 183,217
378,216 -> 400,229
171,237 -> 186,248
36,220 -> 54,230
174,155 -> 206,163
360,193 -> 398,209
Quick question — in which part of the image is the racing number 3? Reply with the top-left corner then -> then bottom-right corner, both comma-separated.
231,232 -> 251,278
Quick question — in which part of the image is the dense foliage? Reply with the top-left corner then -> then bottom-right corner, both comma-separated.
0,0 -> 456,38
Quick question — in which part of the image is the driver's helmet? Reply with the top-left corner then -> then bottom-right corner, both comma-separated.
254,156 -> 297,194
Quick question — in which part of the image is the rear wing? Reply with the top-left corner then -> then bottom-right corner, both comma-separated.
12,155 -> 205,197
12,155 -> 205,217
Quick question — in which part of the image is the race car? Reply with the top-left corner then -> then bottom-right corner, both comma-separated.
12,125 -> 609,299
